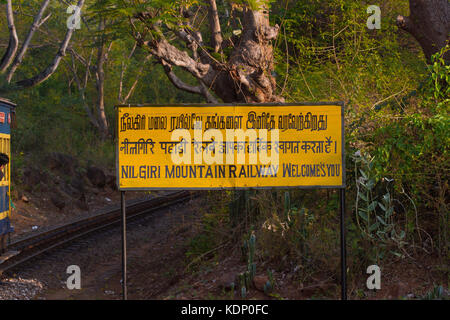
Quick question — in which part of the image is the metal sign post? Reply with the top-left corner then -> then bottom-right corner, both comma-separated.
340,188 -> 347,300
121,191 -> 127,300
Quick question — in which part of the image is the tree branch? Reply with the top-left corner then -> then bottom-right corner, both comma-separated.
172,18 -> 221,67
121,54 -> 152,104
37,13 -> 52,28
161,60 -> 204,94
69,52 -> 99,128
67,47 -> 89,67
146,39 -> 217,85
199,81 -> 218,103
83,49 -> 94,89
161,60 -> 217,103
0,0 -> 19,73
15,0 -> 86,89
119,43 -> 139,102
6,0 -> 51,82
175,28 -> 202,60
208,0 -> 223,52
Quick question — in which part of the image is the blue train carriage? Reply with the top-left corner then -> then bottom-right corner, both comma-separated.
0,98 -> 15,255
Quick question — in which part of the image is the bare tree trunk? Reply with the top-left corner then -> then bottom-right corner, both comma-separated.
226,6 -> 280,102
397,0 -> 450,63
141,3 -> 282,103
95,19 -> 113,139
118,43 -> 137,103
208,0 -> 223,53
95,39 -> 108,138
0,0 -> 19,73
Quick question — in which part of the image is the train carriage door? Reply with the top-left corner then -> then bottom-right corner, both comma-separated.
0,127 -> 11,219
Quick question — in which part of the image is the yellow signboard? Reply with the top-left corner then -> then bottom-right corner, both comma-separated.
116,103 -> 344,190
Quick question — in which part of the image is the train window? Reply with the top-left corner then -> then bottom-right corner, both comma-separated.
0,137 -> 9,183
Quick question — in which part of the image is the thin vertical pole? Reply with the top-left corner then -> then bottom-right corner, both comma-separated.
340,188 -> 347,300
121,191 -> 127,300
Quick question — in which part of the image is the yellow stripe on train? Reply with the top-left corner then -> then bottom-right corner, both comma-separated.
0,210 -> 10,220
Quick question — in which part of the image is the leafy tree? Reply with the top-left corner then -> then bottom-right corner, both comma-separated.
91,0 -> 283,103
0,0 -> 86,91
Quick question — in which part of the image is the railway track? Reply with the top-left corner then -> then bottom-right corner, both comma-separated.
0,191 -> 195,275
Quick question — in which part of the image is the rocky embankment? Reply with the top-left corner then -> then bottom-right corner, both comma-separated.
15,152 -> 116,212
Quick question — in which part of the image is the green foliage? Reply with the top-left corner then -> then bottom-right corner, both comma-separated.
421,285 -> 448,300
270,0 -> 447,268
229,0 -> 276,11
185,193 -> 231,271
357,46 -> 450,258
255,188 -> 338,282
229,189 -> 259,230
424,46 -> 450,102
283,190 -> 290,218
284,192 -> 313,261
263,269 -> 274,294
186,212 -> 223,260
9,79 -> 113,169
352,151 -> 407,264
238,232 -> 258,298
273,0 -> 422,105
89,0 -> 196,38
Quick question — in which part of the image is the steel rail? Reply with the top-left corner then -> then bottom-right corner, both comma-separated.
0,191 -> 195,275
